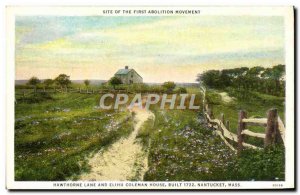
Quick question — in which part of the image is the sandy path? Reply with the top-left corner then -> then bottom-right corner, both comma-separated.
80,104 -> 154,181
219,92 -> 234,103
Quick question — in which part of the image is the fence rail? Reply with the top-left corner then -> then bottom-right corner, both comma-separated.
16,88 -> 134,96
241,130 -> 266,139
16,87 -> 173,97
203,103 -> 285,154
241,118 -> 267,126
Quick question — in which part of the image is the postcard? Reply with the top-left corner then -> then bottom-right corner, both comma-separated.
6,6 -> 295,190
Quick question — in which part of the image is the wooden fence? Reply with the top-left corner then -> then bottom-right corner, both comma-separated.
203,104 -> 285,154
16,87 -> 174,97
15,88 -> 133,96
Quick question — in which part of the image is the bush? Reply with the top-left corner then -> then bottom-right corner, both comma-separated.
162,81 -> 176,93
206,91 -> 222,105
15,85 -> 33,89
128,83 -> 149,93
234,146 -> 285,181
18,92 -> 53,104
175,87 -> 187,93
109,77 -> 122,89
226,87 -> 284,106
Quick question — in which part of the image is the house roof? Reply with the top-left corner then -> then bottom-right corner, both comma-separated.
114,68 -> 143,79
115,69 -> 132,75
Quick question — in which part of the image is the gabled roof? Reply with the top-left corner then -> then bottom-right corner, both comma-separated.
115,69 -> 132,75
114,68 -> 143,79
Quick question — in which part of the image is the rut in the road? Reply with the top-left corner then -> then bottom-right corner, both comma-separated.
80,107 -> 154,181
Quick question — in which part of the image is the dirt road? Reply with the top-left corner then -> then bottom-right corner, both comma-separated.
80,104 -> 154,181
219,92 -> 234,103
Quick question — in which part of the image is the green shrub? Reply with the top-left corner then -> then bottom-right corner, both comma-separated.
206,91 -> 222,105
162,81 -> 176,93
136,118 -> 154,147
234,146 -> 285,181
175,87 -> 187,93
18,92 -> 53,104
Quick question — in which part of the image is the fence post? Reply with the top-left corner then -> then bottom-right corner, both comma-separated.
237,110 -> 247,155
207,105 -> 213,118
264,108 -> 280,148
219,113 -> 225,135
220,113 -> 225,124
226,120 -> 230,131
205,104 -> 209,112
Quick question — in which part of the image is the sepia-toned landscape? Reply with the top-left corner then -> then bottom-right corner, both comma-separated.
14,15 -> 286,182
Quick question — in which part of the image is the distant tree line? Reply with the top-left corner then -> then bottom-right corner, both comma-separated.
108,76 -> 186,93
197,65 -> 285,96
25,74 -> 187,94
27,74 -> 72,91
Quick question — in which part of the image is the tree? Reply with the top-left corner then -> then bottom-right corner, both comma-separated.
245,66 -> 265,90
162,81 -> 176,93
197,65 -> 285,97
219,70 -> 232,87
197,70 -> 221,88
261,65 -> 285,95
55,74 -> 71,89
231,67 -> 249,90
109,76 -> 122,89
43,79 -> 54,88
27,76 -> 41,86
27,76 -> 41,92
84,79 -> 90,88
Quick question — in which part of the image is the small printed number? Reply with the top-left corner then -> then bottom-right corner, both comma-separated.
273,184 -> 283,187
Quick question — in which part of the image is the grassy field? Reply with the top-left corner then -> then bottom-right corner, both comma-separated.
15,91 -> 133,181
138,109 -> 239,181
136,108 -> 284,181
205,88 -> 285,147
15,86 -> 285,181
135,86 -> 285,181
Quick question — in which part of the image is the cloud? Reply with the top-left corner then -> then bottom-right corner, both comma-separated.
15,16 -> 285,82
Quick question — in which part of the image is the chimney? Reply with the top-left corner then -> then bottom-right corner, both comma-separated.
125,66 -> 128,69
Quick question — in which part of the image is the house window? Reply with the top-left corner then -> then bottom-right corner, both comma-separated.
131,74 -> 133,78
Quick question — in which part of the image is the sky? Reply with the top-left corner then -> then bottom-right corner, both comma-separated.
15,16 -> 285,83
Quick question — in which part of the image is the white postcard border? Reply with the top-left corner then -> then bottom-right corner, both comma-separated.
6,6 -> 295,190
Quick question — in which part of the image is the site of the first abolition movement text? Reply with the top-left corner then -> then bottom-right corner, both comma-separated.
102,9 -> 201,15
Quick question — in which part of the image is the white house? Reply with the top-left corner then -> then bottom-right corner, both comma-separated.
114,66 -> 143,84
